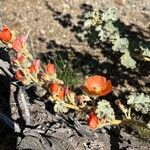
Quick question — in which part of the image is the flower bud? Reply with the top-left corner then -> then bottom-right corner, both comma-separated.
0,25 -> 12,43
13,53 -> 25,64
87,113 -> 99,129
15,70 -> 25,81
12,36 -> 26,52
28,59 -> 40,74
49,82 -> 65,100
45,63 -> 56,75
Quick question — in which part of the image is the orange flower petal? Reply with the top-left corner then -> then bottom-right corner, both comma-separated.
13,53 -> 25,64
49,82 -> 65,100
12,36 -> 26,52
0,25 -> 12,43
34,59 -> 40,71
84,75 -> 106,88
29,65 -> 37,74
99,80 -> 112,96
87,113 -> 99,129
15,70 -> 25,81
84,75 -> 112,96
45,63 -> 56,75
29,59 -> 40,74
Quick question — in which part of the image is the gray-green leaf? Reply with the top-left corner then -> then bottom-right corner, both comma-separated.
112,38 -> 129,52
127,93 -> 150,114
54,101 -> 69,113
120,52 -> 136,69
96,100 -> 115,120
102,7 -> 118,22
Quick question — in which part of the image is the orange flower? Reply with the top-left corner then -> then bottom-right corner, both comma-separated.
0,25 -> 12,43
12,36 -> 26,52
41,63 -> 56,81
49,82 -> 65,100
45,63 -> 56,75
15,70 -> 25,81
13,53 -> 25,64
87,113 -> 99,129
83,75 -> 112,96
28,59 -> 40,74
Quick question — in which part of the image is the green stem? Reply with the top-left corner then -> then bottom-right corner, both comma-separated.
121,119 -> 149,129
48,95 -> 82,111
64,102 -> 82,111
98,119 -> 149,130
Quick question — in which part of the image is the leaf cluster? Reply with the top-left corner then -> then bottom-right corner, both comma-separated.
127,93 -> 150,114
96,100 -> 115,120
54,101 -> 69,113
78,7 -> 150,69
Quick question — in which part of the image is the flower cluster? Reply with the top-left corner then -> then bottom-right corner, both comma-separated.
0,24 -> 113,129
1,25 -> 149,135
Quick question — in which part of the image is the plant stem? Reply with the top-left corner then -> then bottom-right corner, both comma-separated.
17,62 -> 39,84
127,107 -> 131,119
98,119 -> 122,128
98,119 -> 149,130
64,102 -> 81,111
48,95 -> 82,111
121,119 -> 149,129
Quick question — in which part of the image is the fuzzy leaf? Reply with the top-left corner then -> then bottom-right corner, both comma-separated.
98,21 -> 117,42
77,31 -> 88,40
84,19 -> 93,28
140,45 -> 150,59
112,38 -> 129,52
142,49 -> 150,58
96,100 -> 115,120
54,101 -> 69,113
104,21 -> 117,34
79,7 -> 140,69
95,25 -> 102,31
120,52 -> 136,69
98,29 -> 109,42
65,92 -> 76,105
102,7 -> 118,22
84,11 -> 92,19
127,93 -> 150,114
